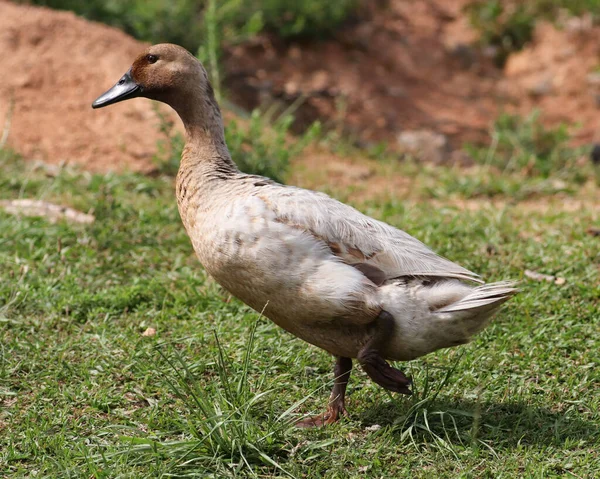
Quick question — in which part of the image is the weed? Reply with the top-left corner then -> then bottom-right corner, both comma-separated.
99,323 -> 297,477
468,0 -> 600,66
227,109 -> 321,183
153,105 -> 321,182
465,111 -> 587,181
467,1 -> 535,66
221,0 -> 359,40
27,0 -> 204,51
151,107 -> 185,176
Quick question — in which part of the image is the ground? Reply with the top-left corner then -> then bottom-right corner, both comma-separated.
0,149 -> 598,478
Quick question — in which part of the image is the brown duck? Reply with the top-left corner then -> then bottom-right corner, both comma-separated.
92,44 -> 517,427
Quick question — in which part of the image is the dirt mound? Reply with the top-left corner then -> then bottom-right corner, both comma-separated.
225,0 -> 600,150
225,0 -> 498,148
505,20 -> 600,145
0,0 -> 174,172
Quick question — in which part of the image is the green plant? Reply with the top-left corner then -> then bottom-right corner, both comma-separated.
27,0 -> 204,51
465,111 -> 586,181
197,0 -> 223,103
27,0 -> 359,53
467,1 -> 535,66
153,106 -> 321,182
531,0 -> 600,17
152,107 -> 185,176
100,323 -> 297,476
226,109 -> 321,183
468,0 -> 600,66
222,0 -> 359,40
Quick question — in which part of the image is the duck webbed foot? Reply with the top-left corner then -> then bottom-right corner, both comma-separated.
358,310 -> 412,395
296,356 -> 352,428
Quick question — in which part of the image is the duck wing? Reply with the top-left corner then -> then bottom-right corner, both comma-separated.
254,184 -> 482,284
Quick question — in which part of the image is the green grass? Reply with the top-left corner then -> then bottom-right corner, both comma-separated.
468,0 -> 600,66
154,105 -> 321,182
465,111 -> 582,178
0,145 -> 598,478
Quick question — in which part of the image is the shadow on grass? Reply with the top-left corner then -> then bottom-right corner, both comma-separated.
359,397 -> 599,449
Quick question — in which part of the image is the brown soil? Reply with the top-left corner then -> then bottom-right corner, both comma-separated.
1,0 -> 600,174
504,20 -> 600,145
225,0 -> 600,148
0,0 -> 175,173
289,146 -> 413,204
225,0 -> 498,148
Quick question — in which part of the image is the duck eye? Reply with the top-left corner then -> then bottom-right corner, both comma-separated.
146,54 -> 158,64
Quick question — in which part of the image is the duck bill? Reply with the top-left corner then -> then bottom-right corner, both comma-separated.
92,69 -> 142,109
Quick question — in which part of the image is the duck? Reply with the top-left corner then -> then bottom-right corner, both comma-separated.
92,44 -> 517,427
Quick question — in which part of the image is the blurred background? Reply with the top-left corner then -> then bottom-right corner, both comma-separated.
2,0 -> 600,182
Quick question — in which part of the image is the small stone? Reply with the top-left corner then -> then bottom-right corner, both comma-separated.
0,199 -> 95,224
586,72 -> 600,86
284,81 -> 299,96
396,129 -> 449,164
365,424 -> 382,432
527,75 -> 553,97
524,269 -> 565,286
142,327 -> 156,337
311,70 -> 329,92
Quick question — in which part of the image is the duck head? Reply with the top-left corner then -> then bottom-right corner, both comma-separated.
92,43 -> 210,111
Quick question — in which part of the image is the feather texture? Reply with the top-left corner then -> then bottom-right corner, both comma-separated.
251,183 -> 482,283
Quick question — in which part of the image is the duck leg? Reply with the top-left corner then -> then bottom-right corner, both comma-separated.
296,356 -> 353,427
358,310 -> 412,394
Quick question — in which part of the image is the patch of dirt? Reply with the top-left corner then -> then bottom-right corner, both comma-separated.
504,20 -> 600,145
0,0 -> 175,172
289,146 -> 412,203
432,194 -> 600,217
292,147 -> 600,212
225,0 -> 499,149
225,0 -> 600,149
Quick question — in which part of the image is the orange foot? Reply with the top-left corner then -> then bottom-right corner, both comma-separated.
295,402 -> 348,428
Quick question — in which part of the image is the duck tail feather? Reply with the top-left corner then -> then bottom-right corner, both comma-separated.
435,281 -> 518,314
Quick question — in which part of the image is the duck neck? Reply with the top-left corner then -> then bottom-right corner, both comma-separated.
169,83 -> 238,177
171,82 -> 239,227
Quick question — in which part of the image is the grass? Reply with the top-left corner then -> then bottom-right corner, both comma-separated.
0,140 -> 598,478
468,0 -> 600,66
153,105 -> 321,181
